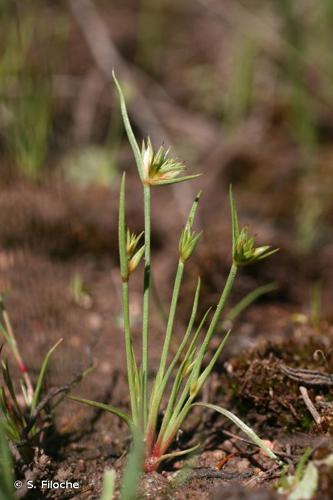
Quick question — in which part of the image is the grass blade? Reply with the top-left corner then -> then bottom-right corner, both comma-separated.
157,442 -> 201,466
68,395 -> 132,427
0,422 -> 14,500
194,402 -> 279,461
154,174 -> 201,186
121,429 -> 144,500
157,307 -> 213,443
100,469 -> 116,500
112,72 -> 143,180
30,338 -> 63,414
225,282 -> 277,325
192,330 -> 231,396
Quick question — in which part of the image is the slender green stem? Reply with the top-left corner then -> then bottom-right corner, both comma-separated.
159,396 -> 194,453
122,281 -> 138,425
142,184 -> 151,427
157,260 -> 184,381
194,263 -> 237,374
151,270 -> 168,327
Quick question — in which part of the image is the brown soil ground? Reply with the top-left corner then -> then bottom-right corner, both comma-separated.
1,165 -> 333,499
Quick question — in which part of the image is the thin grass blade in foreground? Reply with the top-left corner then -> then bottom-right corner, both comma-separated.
121,429 -> 144,500
99,469 -> 116,500
0,423 -> 15,500
194,403 -> 279,461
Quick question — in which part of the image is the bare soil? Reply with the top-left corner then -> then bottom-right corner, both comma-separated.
1,165 -> 333,499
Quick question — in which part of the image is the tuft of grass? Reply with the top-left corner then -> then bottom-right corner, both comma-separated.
225,33 -> 257,129
71,73 -> 280,472
6,75 -> 52,179
0,295 -> 62,462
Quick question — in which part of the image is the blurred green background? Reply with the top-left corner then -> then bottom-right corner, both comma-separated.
0,0 -> 332,252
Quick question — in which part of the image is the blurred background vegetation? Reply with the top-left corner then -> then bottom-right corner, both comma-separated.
0,0 -> 332,254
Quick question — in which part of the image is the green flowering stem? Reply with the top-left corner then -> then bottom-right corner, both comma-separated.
145,259 -> 184,452
119,174 -> 139,424
156,260 -> 184,382
112,73 -> 151,427
142,183 -> 151,427
155,193 -> 201,382
191,262 -> 238,382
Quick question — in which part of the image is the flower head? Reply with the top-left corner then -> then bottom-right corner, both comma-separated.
126,229 -> 145,275
233,227 -> 278,266
229,185 -> 278,266
141,138 -> 200,186
179,227 -> 202,263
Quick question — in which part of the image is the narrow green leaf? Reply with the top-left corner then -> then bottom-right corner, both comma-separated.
191,263 -> 237,379
0,322 -> 11,345
2,362 -> 21,418
68,395 -> 132,426
157,307 -> 213,443
295,447 -> 313,482
30,338 -> 63,414
158,278 -> 202,394
121,429 -> 144,500
112,72 -> 143,179
153,173 -> 201,186
194,402 -> 279,461
193,330 -> 231,395
100,469 -> 116,500
225,282 -> 277,324
157,442 -> 201,466
0,422 -> 14,500
188,306 -> 212,352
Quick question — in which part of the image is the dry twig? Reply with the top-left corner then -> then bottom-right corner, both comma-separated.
299,386 -> 322,425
